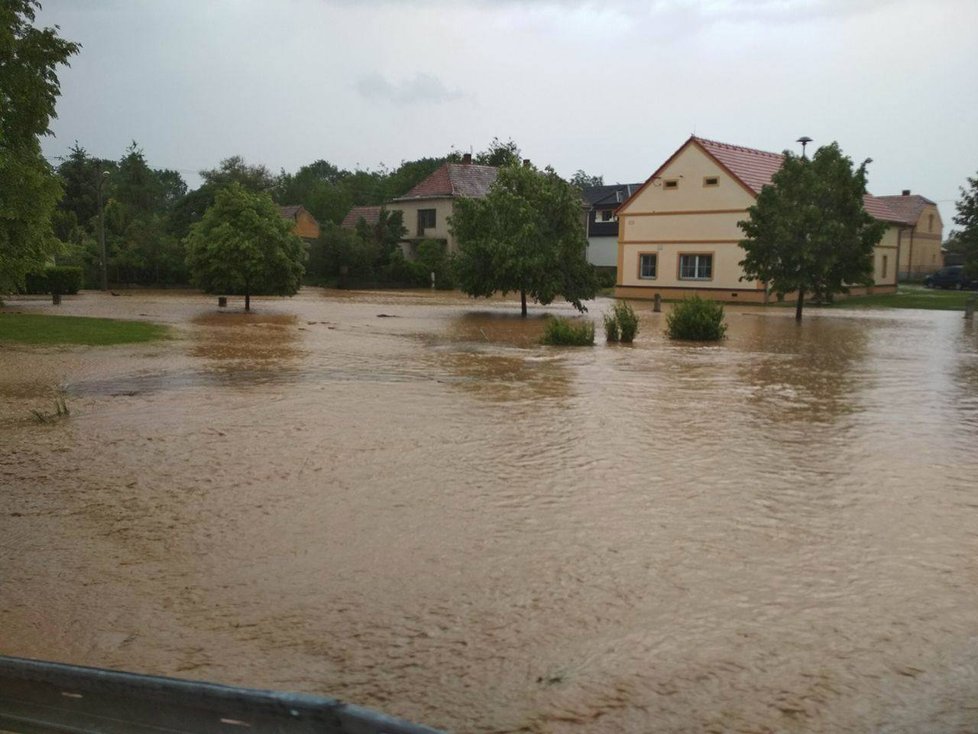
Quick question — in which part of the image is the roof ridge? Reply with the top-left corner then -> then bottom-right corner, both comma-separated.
693,136 -> 784,159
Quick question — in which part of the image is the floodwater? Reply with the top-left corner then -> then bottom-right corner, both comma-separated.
2,288 -> 978,733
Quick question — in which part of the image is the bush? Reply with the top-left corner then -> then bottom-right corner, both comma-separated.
542,316 -> 595,346
666,296 -> 727,341
22,266 -> 83,295
414,239 -> 455,290
604,301 -> 639,343
594,267 -> 617,289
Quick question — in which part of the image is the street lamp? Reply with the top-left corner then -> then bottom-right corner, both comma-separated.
96,170 -> 110,291
797,136 -> 813,159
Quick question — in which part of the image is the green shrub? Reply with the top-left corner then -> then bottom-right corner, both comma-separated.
594,267 -> 617,289
22,266 -> 83,295
603,312 -> 620,342
542,316 -> 595,346
604,300 -> 639,343
666,296 -> 727,341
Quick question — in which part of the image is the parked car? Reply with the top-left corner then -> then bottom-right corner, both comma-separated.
924,265 -> 978,290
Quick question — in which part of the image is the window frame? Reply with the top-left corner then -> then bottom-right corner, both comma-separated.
703,176 -> 719,188
417,208 -> 436,235
637,252 -> 657,280
663,179 -> 679,190
678,252 -> 714,281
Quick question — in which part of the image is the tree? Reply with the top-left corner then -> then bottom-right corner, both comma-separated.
739,142 -> 885,321
452,164 -> 597,316
474,137 -> 522,168
952,172 -> 978,280
184,184 -> 305,311
570,170 -> 604,189
0,0 -> 79,294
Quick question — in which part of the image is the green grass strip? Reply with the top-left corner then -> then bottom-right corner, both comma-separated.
833,286 -> 977,311
0,312 -> 168,345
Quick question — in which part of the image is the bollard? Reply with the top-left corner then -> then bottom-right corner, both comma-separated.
52,293 -> 61,306
965,296 -> 976,321
218,296 -> 227,308
653,293 -> 662,313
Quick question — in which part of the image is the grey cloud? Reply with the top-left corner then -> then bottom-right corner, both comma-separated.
355,72 -> 465,105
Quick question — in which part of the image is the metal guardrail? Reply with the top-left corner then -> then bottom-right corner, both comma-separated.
0,655 -> 443,734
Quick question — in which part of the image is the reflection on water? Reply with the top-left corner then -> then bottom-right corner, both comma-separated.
2,291 -> 978,733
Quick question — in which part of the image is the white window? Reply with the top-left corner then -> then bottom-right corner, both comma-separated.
598,209 -> 616,222
639,253 -> 657,279
679,254 -> 712,280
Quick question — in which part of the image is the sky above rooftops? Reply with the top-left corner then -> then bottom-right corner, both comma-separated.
38,0 -> 977,230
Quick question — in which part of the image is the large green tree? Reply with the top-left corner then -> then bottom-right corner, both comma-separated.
0,0 -> 79,294
452,163 -> 597,316
185,183 -> 305,311
952,172 -> 978,280
739,142 -> 885,321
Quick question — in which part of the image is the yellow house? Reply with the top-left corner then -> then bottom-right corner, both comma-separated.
615,136 -> 940,302
871,192 -> 943,280
386,155 -> 498,256
278,205 -> 321,241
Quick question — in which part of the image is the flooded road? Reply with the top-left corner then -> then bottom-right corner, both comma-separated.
2,288 -> 978,732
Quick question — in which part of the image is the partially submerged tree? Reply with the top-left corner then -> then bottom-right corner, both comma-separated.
185,184 -> 305,310
0,0 -> 79,295
452,163 -> 597,316
953,172 -> 978,280
739,142 -> 885,321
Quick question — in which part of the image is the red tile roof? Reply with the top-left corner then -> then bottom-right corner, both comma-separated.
393,163 -> 498,201
341,205 -> 382,229
871,194 -> 935,225
278,204 -> 304,220
693,137 -> 785,195
692,136 -> 923,225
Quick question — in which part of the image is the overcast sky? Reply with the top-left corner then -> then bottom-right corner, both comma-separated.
38,0 -> 977,230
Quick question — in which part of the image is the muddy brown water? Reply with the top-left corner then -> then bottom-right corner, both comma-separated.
2,289 -> 977,733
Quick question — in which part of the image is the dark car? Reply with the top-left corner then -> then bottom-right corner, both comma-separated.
924,265 -> 978,290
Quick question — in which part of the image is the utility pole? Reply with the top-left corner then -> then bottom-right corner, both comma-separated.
97,170 -> 109,291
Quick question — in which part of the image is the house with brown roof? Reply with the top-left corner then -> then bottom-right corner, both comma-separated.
340,206 -> 383,229
872,192 -> 943,279
615,136 -> 942,302
278,205 -> 321,241
385,154 -> 498,256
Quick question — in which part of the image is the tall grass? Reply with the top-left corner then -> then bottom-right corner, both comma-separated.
542,317 -> 595,346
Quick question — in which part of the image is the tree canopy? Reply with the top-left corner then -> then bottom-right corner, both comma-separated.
569,170 -> 604,189
452,163 -> 597,316
0,0 -> 79,294
184,183 -> 305,310
953,172 -> 978,280
739,142 -> 885,320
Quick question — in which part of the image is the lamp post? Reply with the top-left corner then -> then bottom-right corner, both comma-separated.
797,136 -> 812,159
96,170 -> 110,291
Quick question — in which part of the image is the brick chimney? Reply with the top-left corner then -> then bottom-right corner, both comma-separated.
902,189 -> 911,196
462,153 -> 472,165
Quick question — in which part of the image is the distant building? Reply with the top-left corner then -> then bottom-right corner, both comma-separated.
615,136 -> 942,301
385,154 -> 498,256
340,206 -> 383,230
278,205 -> 320,241
582,183 -> 642,269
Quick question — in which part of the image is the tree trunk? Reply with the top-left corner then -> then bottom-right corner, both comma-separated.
245,292 -> 251,312
520,289 -> 527,317
795,288 -> 805,322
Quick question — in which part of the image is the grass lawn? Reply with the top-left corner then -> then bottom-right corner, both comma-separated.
833,285 -> 978,311
0,312 -> 169,345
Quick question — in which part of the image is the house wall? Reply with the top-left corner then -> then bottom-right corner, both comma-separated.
292,210 -> 320,240
897,203 -> 944,279
617,143 -> 760,296
586,236 -> 619,267
387,198 -> 458,254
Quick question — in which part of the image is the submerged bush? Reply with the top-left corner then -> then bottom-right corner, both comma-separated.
603,312 -> 620,342
604,300 -> 639,343
542,316 -> 595,346
666,296 -> 727,341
